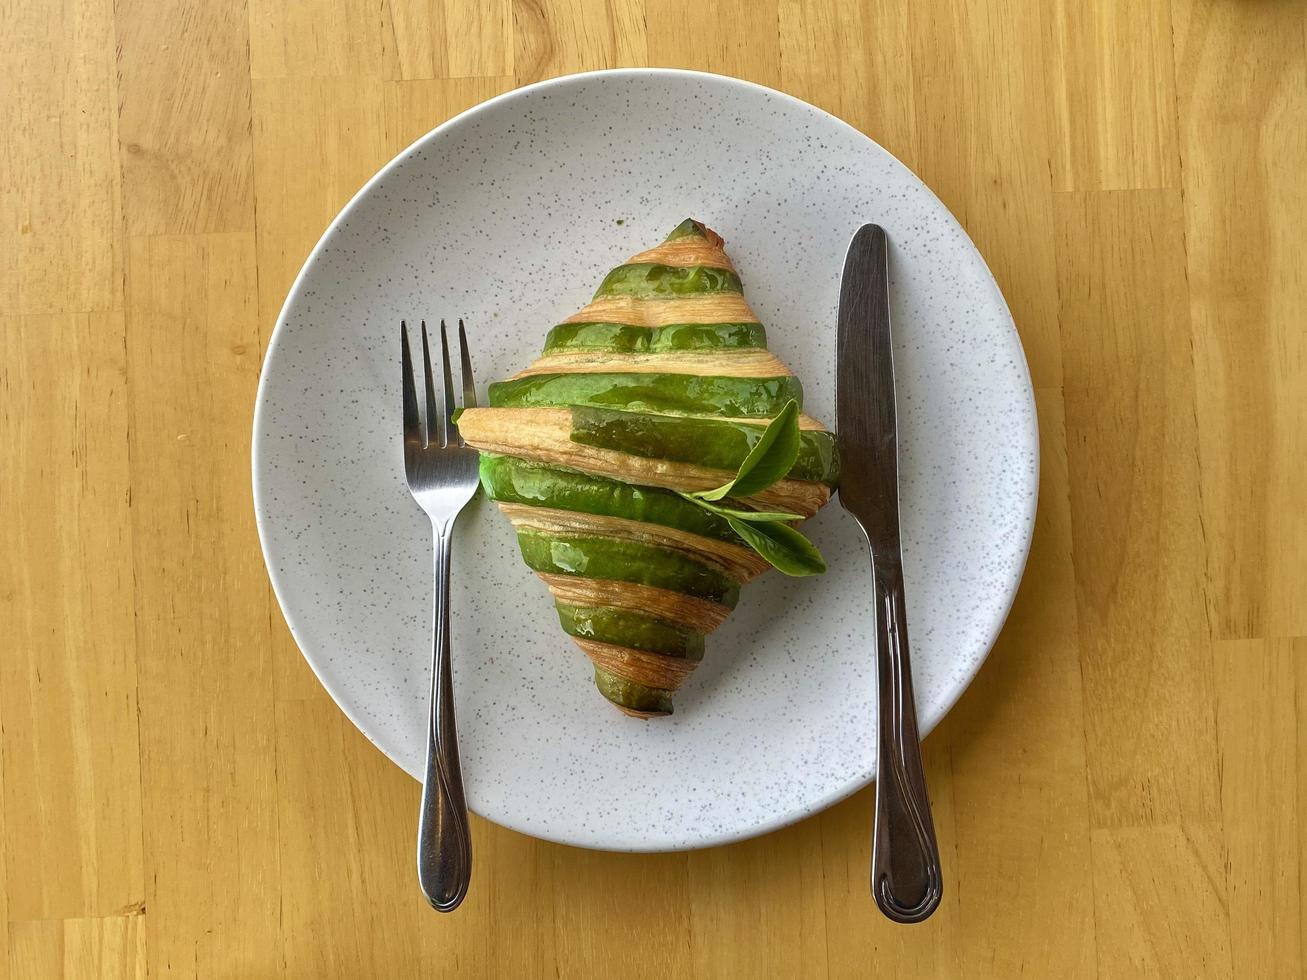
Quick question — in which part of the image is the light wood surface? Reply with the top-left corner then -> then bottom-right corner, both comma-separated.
3,1 -> 1304,976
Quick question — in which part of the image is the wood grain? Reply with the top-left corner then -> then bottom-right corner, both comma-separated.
909,0 -> 1064,390
1044,0 -> 1179,191
1090,823 -> 1232,976
948,391 -> 1096,977
115,0 -> 256,234
1172,0 -> 1307,641
1055,189 -> 1220,830
514,0 -> 647,84
778,0 -> 918,164
1,315 -> 145,922
442,0 -> 514,79
0,0 -> 122,315
646,0 -> 779,87
4,0 -> 1306,975
1215,638 -> 1304,977
8,916 -> 145,980
0,748 -> 8,979
249,0 -> 392,80
125,233 -> 280,978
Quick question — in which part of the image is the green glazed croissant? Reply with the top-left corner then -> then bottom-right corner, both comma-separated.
459,220 -> 838,718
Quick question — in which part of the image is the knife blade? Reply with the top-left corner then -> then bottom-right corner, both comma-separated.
837,224 -> 902,551
836,224 -> 943,923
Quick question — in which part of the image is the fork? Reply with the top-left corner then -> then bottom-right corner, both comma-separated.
401,318 -> 480,912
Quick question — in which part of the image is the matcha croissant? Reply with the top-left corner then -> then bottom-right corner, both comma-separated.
458,220 -> 838,718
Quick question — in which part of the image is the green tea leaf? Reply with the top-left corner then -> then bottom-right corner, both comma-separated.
707,507 -> 804,523
666,397 -> 823,573
724,516 -> 827,576
676,493 -> 803,523
693,399 -> 801,502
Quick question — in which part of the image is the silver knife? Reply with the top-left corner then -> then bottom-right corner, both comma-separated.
836,224 -> 943,923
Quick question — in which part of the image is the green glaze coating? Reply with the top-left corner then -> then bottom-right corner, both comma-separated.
485,219 -> 831,715
593,667 -> 674,714
664,218 -> 707,241
488,373 -> 803,418
480,454 -> 740,542
594,263 -> 742,298
555,603 -> 705,660
515,531 -> 739,605
569,408 -> 839,486
542,321 -> 767,354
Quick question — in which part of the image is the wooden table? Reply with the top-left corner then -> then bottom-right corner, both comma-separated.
4,1 -> 1303,976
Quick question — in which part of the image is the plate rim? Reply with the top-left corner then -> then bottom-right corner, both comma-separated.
252,66 -> 1040,852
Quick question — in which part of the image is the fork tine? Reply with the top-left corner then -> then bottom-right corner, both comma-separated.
439,320 -> 456,447
457,319 -> 476,411
420,321 -> 441,448
401,321 -> 422,446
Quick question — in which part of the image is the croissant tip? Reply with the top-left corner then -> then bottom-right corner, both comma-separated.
615,705 -> 671,720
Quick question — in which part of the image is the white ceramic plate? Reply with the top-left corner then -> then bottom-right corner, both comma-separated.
253,69 -> 1037,852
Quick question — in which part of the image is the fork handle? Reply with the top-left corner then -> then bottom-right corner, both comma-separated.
870,555 -> 942,922
417,523 -> 472,912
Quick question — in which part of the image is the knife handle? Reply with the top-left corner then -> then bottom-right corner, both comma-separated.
870,557 -> 943,923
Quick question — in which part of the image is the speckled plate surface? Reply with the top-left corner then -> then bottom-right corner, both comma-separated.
252,69 -> 1037,852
